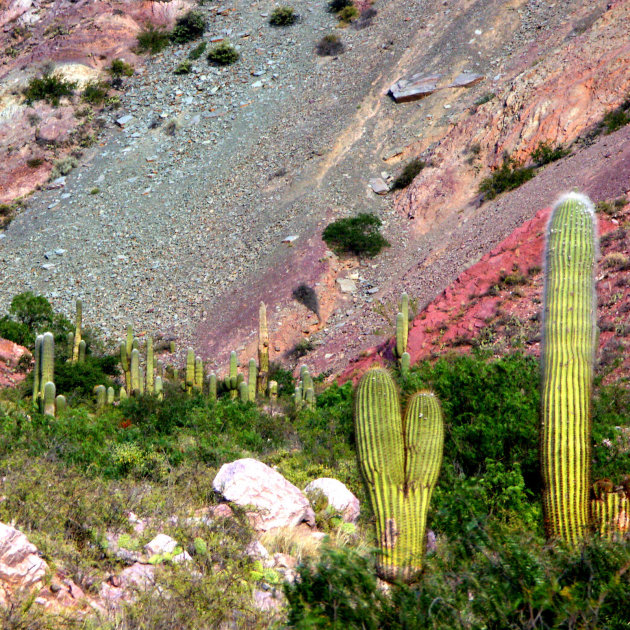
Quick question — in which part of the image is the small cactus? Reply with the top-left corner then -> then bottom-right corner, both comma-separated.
195,356 -> 204,393
95,384 -> 106,408
130,348 -> 140,395
169,340 -> 176,353
78,339 -> 86,363
208,373 -> 217,401
120,341 -> 131,392
155,376 -> 163,401
119,387 -> 128,401
146,337 -> 154,395
43,381 -> 56,416
67,332 -> 74,361
126,325 -> 134,357
55,395 -> 67,414
248,358 -> 257,402
229,351 -> 238,399
107,386 -> 115,405
401,352 -> 410,379
72,298 -> 82,363
239,381 -> 249,403
258,302 -> 269,396
186,348 -> 195,394
269,380 -> 278,400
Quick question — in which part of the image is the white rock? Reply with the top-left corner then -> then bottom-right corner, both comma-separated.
213,458 -> 315,531
336,278 -> 356,293
0,522 -> 48,606
369,177 -> 389,195
304,478 -> 360,523
144,534 -> 177,556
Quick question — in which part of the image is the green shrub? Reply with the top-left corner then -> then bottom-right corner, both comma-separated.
531,141 -> 570,165
0,292 -> 71,348
603,106 -> 630,133
27,157 -> 44,168
109,58 -> 134,78
136,24 -> 171,54
171,11 -> 207,44
337,5 -> 359,21
52,355 -> 118,401
474,92 -> 495,106
188,41 -> 207,60
174,60 -> 192,75
50,156 -> 78,179
269,6 -> 297,26
316,33 -> 345,56
322,213 -> 389,257
23,71 -> 76,106
478,157 -> 535,199
392,158 -> 425,189
268,361 -> 295,397
81,81 -> 108,105
207,41 -> 239,65
327,0 -> 353,12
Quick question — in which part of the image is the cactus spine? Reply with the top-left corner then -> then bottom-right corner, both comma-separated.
248,358 -> 257,402
541,193 -> 597,545
72,299 -> 82,363
258,302 -> 269,396
355,368 -> 444,581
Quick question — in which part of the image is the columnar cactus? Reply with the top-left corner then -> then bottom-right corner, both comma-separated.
120,341 -> 131,392
55,395 -> 67,414
591,484 -> 629,540
130,348 -> 140,395
107,386 -> 115,405
195,356 -> 204,393
146,337 -> 154,395
239,381 -> 249,403
401,352 -> 410,379
401,292 -> 409,348
258,302 -> 269,396
72,299 -> 82,363
541,193 -> 597,545
41,332 -> 54,392
43,381 -> 56,416
294,365 -> 314,409
269,380 -> 278,400
78,340 -> 86,363
155,376 -> 163,401
208,373 -> 217,401
355,367 -> 444,581
185,348 -> 195,394
248,358 -> 257,402
95,384 -> 106,408
67,332 -> 74,361
32,334 -> 42,404
229,351 -> 238,400
126,325 -> 134,358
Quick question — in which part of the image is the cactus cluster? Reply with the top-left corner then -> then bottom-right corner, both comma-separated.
32,332 -> 65,416
355,367 -> 444,581
540,193 -> 597,545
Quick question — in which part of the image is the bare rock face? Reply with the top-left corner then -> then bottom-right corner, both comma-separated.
213,458 -> 316,531
0,522 -> 47,606
304,478 -> 360,523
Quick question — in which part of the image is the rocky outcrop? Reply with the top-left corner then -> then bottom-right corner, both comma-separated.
305,478 -> 360,523
213,458 -> 316,531
0,338 -> 28,388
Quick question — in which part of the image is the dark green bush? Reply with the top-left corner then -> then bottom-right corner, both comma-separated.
531,141 -> 570,165
478,157 -> 535,200
392,158 -> 425,190
322,213 -> 389,257
81,81 -> 108,105
327,0 -> 353,12
316,34 -> 345,56
52,355 -> 118,401
174,60 -> 192,75
269,6 -> 297,26
603,107 -> 630,134
136,25 -> 171,54
0,292 -> 71,348
188,41 -> 207,60
337,5 -> 359,21
171,11 -> 207,44
23,72 -> 76,106
207,41 -> 239,65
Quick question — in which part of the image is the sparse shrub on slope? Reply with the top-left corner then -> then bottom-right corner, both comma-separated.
269,6 -> 297,26
136,24 -> 171,54
478,156 -> 535,199
316,33 -> 345,56
322,213 -> 389,257
207,41 -> 239,65
171,11 -> 207,44
23,71 -> 76,106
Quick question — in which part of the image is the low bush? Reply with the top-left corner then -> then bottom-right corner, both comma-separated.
603,99 -> 630,134
269,6 -> 297,26
188,41 -> 207,60
171,10 -> 207,44
322,213 -> 389,257
478,157 -> 535,200
50,155 -> 78,179
316,33 -> 344,56
337,5 -> 359,22
136,24 -> 171,54
174,60 -> 192,75
109,58 -> 134,78
392,158 -> 425,189
23,71 -> 76,106
531,141 -> 570,165
27,157 -> 44,168
327,0 -> 353,12
207,41 -> 239,65
81,81 -> 108,105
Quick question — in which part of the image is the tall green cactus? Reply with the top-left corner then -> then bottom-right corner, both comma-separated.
195,356 -> 204,393
130,348 -> 140,395
591,485 -> 629,540
186,348 -> 195,394
355,368 -> 444,581
146,337 -> 154,395
541,193 -> 597,545
229,351 -> 238,400
258,302 -> 269,396
248,358 -> 257,402
32,334 -> 43,404
78,340 -> 86,363
43,381 -> 56,416
208,373 -> 217,401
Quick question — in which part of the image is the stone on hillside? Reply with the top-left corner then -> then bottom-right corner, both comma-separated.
0,522 -> 48,606
336,278 -> 356,294
100,563 -> 156,607
389,73 -> 442,103
370,177 -> 389,195
213,458 -> 315,531
448,72 -> 484,88
144,534 -> 178,557
304,478 -> 360,523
